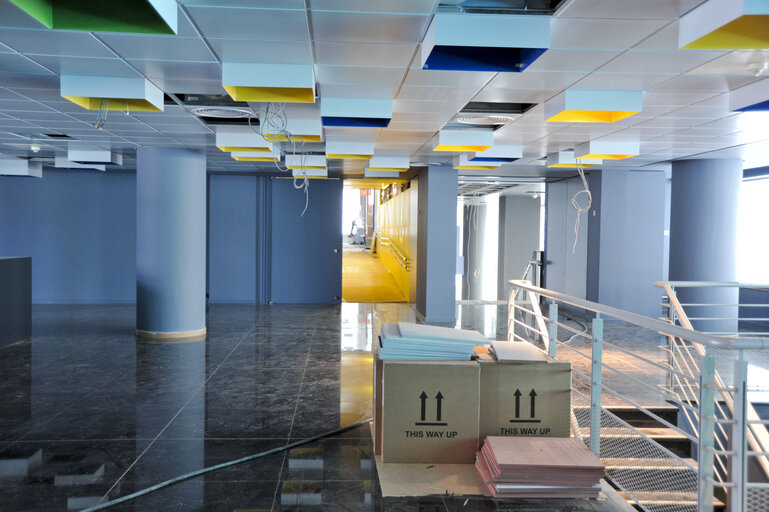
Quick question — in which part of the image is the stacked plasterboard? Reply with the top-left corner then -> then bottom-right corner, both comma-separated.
377,322 -> 491,360
475,436 -> 604,498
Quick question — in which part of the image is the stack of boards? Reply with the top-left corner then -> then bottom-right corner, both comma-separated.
378,322 -> 491,360
475,436 -> 604,498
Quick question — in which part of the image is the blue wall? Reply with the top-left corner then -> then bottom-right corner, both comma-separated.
0,170 -> 136,303
270,178 -> 342,304
208,174 -> 257,303
544,176 -> 588,299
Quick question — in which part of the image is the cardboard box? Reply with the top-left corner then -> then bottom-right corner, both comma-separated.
381,360 -> 480,463
478,359 -> 571,440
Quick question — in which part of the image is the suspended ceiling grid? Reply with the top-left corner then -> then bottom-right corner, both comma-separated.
0,0 -> 767,176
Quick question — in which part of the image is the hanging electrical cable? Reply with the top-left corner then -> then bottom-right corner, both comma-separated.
570,159 -> 591,254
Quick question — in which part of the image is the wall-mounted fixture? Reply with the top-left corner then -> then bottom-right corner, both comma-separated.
468,144 -> 523,163
321,98 -> 392,128
325,141 -> 375,160
432,127 -> 494,152
368,155 -> 410,172
574,140 -> 639,160
222,63 -> 315,103
546,151 -> 600,168
68,146 -> 122,166
215,126 -> 273,153
679,0 -> 769,49
286,155 -> 327,171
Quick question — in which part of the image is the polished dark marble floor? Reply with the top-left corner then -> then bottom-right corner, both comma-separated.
0,303 -> 633,511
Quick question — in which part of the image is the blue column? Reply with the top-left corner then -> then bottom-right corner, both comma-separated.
416,166 -> 458,324
669,159 -> 741,333
136,147 -> 206,340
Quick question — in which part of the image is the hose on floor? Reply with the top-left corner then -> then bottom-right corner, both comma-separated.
81,418 -> 373,511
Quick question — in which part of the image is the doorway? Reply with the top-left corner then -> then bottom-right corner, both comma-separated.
341,184 -> 410,303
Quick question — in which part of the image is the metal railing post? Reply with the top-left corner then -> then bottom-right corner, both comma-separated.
699,348 -> 716,512
590,314 -> 603,457
548,302 -> 558,359
730,351 -> 749,512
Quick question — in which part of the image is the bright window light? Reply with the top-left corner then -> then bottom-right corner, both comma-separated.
737,177 -> 769,283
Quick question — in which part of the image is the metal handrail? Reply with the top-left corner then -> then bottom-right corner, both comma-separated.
509,280 -> 769,350
372,231 -> 409,270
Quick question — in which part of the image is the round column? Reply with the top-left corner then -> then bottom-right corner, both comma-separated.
669,158 -> 741,334
136,147 -> 206,341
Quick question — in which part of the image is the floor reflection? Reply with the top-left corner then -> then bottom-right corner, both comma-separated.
0,302 -> 647,511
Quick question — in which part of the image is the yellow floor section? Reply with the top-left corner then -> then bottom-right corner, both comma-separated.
342,249 -> 407,303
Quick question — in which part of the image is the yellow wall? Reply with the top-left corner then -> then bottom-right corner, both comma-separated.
375,183 -> 416,301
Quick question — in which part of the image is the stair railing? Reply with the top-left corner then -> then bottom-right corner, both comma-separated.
656,281 -> 769,512
507,279 -> 769,512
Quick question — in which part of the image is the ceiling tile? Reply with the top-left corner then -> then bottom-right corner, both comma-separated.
688,50 -> 769,76
550,18 -> 669,50
182,0 -> 306,7
0,52 -> 52,74
98,34 -> 216,62
208,39 -> 312,64
571,71 -> 676,90
318,83 -> 396,99
0,3 -> 50,29
644,90 -> 720,106
30,56 -> 140,77
487,71 -> 585,91
315,41 -> 415,67
152,78 -> 226,95
597,50 -> 725,74
402,68 -> 494,88
558,0 -> 702,20
526,49 -> 621,73
471,88 -> 560,104
186,7 -> 309,41
396,86 -> 476,102
0,28 -> 115,58
311,11 -> 429,43
311,0 -> 437,13
316,65 -> 404,85
127,60 -> 221,81
652,74 -> 762,93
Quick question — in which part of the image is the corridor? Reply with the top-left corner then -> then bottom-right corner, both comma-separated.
341,248 -> 406,303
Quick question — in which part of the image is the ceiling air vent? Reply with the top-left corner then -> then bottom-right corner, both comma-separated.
438,0 -> 566,15
43,133 -> 74,139
171,93 -> 256,125
452,101 -> 535,128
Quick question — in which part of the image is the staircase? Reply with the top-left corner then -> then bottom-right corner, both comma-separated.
575,404 -> 725,511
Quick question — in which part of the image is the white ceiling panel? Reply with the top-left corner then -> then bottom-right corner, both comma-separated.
0,28 -> 115,58
151,79 -> 226,94
390,111 -> 453,124
644,90 -> 719,106
315,41 -> 415,67
127,60 -> 221,81
311,0 -> 437,13
557,0 -> 703,20
30,56 -> 140,77
8,88 -> 65,102
598,50 -> 725,74
651,74 -> 761,92
0,52 -> 53,74
526,49 -> 621,72
208,39 -> 312,64
393,99 -> 464,114
571,71 -> 676,90
550,18 -> 669,50
471,88 -> 560,104
186,7 -> 309,41
98,34 -> 216,62
311,11 -> 429,44
182,0 -> 305,7
688,50 -> 769,75
316,65 -> 404,85
402,68 -> 494,88
318,83 -> 396,99
487,71 -> 585,91
0,3 -> 50,29
396,86 -> 477,102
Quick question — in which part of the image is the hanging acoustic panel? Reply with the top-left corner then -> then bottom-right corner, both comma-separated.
222,63 -> 315,103
453,154 -> 500,170
262,112 -> 323,143
545,90 -> 642,123
468,145 -> 523,164
230,149 -> 281,162
9,0 -> 177,34
292,168 -> 327,178
321,98 -> 392,128
730,78 -> 769,111
546,151 -> 600,169
679,0 -> 769,49
325,140 -> 374,160
68,147 -> 122,166
433,127 -> 494,152
54,154 -> 105,171
60,75 -> 164,112
420,13 -> 549,72
215,126 -> 273,153
365,169 -> 400,178
286,154 -> 326,171
574,141 -> 639,160
0,158 -> 42,177
368,155 -> 410,172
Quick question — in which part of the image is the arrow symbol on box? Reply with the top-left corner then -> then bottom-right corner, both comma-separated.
435,391 -> 444,421
530,389 -> 537,418
514,389 -> 522,418
419,391 -> 427,421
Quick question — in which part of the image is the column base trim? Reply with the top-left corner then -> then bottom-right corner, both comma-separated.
135,328 -> 206,343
